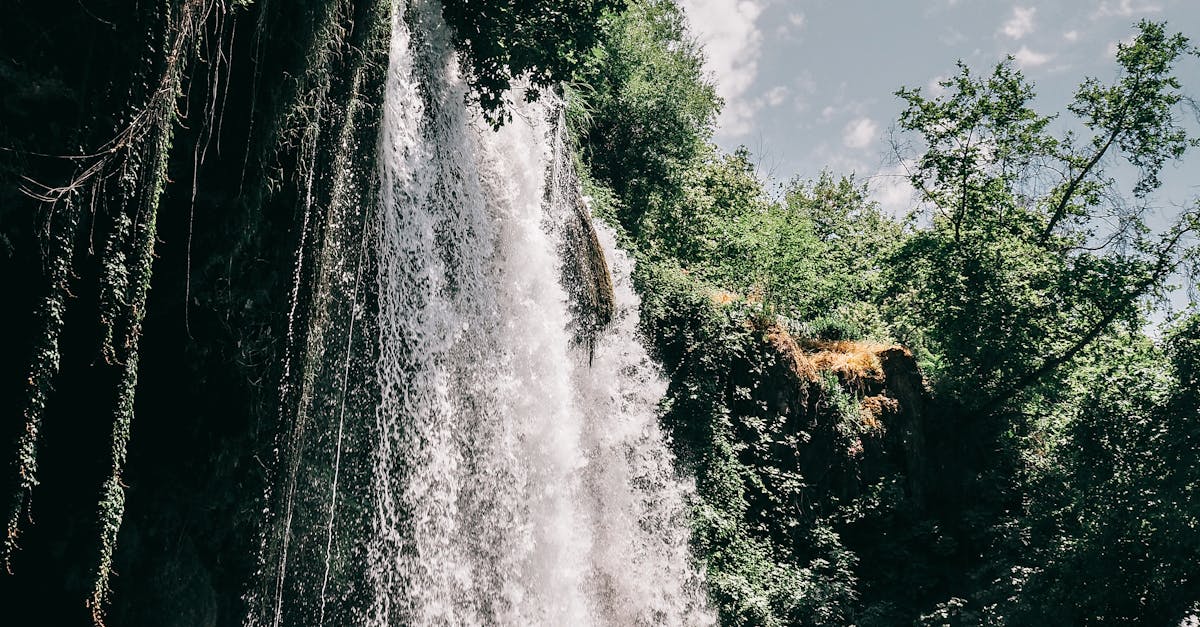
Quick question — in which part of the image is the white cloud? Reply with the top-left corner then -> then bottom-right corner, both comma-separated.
792,70 -> 818,96
1001,7 -> 1036,39
869,162 -> 918,218
940,27 -> 968,46
808,141 -> 870,179
679,0 -> 765,138
927,75 -> 949,96
927,0 -> 963,14
765,86 -> 789,107
843,117 -> 879,150
775,11 -> 806,38
1107,35 -> 1136,57
1064,30 -> 1080,42
1014,46 -> 1053,68
1092,0 -> 1162,19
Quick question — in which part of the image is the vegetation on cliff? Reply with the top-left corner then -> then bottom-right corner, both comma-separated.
569,3 -> 1200,624
1,0 -> 1198,625
0,1 -> 608,624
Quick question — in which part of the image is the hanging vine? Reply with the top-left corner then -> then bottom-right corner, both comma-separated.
3,195 -> 82,571
90,2 -> 222,621
89,92 -> 177,627
3,0 -> 218,623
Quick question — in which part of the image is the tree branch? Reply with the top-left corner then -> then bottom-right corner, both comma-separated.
1040,68 -> 1147,245
1039,123 -> 1121,245
985,218 -> 1195,413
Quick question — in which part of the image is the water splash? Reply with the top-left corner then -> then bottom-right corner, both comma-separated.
254,0 -> 713,624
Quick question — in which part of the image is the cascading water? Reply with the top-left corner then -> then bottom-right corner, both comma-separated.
253,0 -> 713,624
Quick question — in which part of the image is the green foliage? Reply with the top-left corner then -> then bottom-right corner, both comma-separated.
985,320 -> 1200,624
570,5 -> 919,624
572,1 -> 898,328
1168,312 -> 1200,392
806,315 -> 863,342
669,147 -> 771,269
576,7 -> 1200,625
757,174 -> 900,334
85,0 -> 215,620
573,10 -> 1200,627
92,89 -> 176,627
1,1 -> 208,621
637,262 -> 862,626
888,22 -> 1200,412
1069,21 -> 1199,198
440,0 -> 622,123
817,372 -> 861,427
719,171 -> 824,319
634,149 -> 898,332
4,197 -> 81,569
785,174 -> 902,316
573,0 -> 720,236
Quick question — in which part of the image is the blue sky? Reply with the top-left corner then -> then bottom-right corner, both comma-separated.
678,0 -> 1200,217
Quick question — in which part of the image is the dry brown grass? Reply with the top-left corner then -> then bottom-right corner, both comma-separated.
764,324 -> 819,381
707,286 -> 763,307
760,324 -> 910,385
760,325 -> 911,429
802,339 -> 898,387
859,394 -> 900,429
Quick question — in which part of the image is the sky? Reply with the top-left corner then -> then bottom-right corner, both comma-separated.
678,0 -> 1200,218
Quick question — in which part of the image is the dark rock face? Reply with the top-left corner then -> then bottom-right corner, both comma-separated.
547,114 -> 616,359
877,347 -> 931,508
561,187 -> 617,354
751,328 -> 933,511
639,270 -> 957,623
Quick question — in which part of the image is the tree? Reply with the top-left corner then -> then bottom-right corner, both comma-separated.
441,0 -> 623,123
1000,317 -> 1200,624
572,0 -> 720,237
781,173 -> 902,332
887,21 -> 1200,412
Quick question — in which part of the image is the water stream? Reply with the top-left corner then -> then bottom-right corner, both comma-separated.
253,1 -> 712,624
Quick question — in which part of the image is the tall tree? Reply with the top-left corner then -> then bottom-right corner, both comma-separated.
888,21 -> 1200,413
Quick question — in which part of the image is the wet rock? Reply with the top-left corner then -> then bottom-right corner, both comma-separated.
546,112 -> 615,359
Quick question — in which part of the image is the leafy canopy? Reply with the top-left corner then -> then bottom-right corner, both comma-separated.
888,20 -> 1200,411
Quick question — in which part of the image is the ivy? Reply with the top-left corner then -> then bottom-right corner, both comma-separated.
3,198 -> 81,570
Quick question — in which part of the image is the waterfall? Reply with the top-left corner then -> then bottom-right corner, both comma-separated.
253,0 -> 713,624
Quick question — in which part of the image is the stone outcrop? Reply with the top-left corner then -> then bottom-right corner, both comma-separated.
560,183 -> 616,355
755,322 -> 932,509
547,111 -> 616,359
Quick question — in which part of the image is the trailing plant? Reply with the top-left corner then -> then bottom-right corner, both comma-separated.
4,195 -> 81,569
2,0 -> 227,622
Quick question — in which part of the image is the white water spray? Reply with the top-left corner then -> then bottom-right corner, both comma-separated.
258,0 -> 713,624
